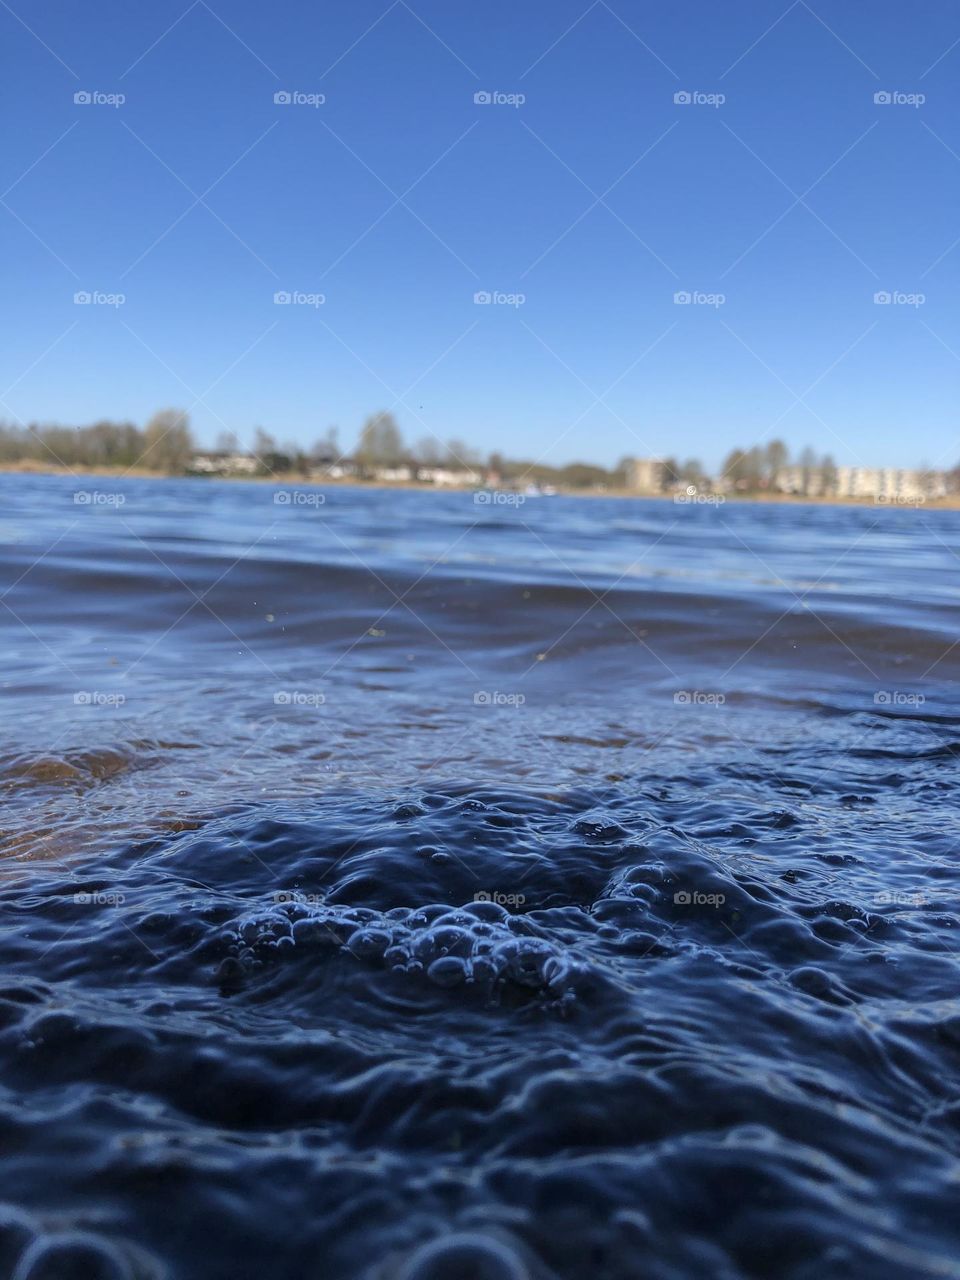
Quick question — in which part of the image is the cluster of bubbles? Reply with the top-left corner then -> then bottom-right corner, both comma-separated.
217,897 -> 582,1005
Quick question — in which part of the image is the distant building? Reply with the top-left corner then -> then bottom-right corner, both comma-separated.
189,452 -> 258,476
625,458 -> 665,493
769,464 -> 949,501
924,471 -> 950,498
309,460 -> 356,480
417,466 -> 482,486
372,465 -> 415,483
835,466 -> 879,498
834,467 -> 944,500
773,465 -> 829,497
773,466 -> 802,495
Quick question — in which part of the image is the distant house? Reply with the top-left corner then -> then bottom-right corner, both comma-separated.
368,464 -> 412,482
189,452 -> 258,476
308,454 -> 357,480
417,466 -> 482,486
624,458 -> 665,493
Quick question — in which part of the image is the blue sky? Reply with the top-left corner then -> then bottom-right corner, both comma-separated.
2,0 -> 958,469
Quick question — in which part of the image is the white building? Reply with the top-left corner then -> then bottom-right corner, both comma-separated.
310,462 -> 356,480
372,465 -> 415,483
417,467 -> 482,486
189,452 -> 258,476
834,467 -> 939,500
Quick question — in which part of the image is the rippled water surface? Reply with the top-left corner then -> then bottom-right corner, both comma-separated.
1,475 -> 959,1279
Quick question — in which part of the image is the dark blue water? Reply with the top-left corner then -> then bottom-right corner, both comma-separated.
1,476 -> 959,1279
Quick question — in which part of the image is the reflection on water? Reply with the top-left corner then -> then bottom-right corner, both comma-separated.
0,476 -> 958,1278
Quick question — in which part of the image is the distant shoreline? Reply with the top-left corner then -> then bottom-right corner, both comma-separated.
2,459 -> 958,509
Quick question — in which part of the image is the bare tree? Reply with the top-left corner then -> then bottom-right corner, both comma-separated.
143,409 -> 193,473
414,435 -> 443,466
796,446 -> 818,495
765,439 -> 788,485
355,412 -> 405,475
310,426 -> 340,463
443,438 -> 480,469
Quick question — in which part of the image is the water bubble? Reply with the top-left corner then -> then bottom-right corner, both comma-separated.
396,1232 -> 530,1280
12,1233 -> 132,1280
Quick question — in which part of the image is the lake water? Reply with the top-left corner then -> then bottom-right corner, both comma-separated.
1,475 -> 959,1279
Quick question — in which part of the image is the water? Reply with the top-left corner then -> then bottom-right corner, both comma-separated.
1,475 -> 959,1279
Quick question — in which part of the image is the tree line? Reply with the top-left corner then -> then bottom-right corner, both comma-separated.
0,410 -> 194,473
248,413 -> 629,487
0,412 -> 951,493
0,409 -> 631,488
718,440 -> 836,493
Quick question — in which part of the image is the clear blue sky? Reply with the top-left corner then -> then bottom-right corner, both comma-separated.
2,0 -> 958,470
